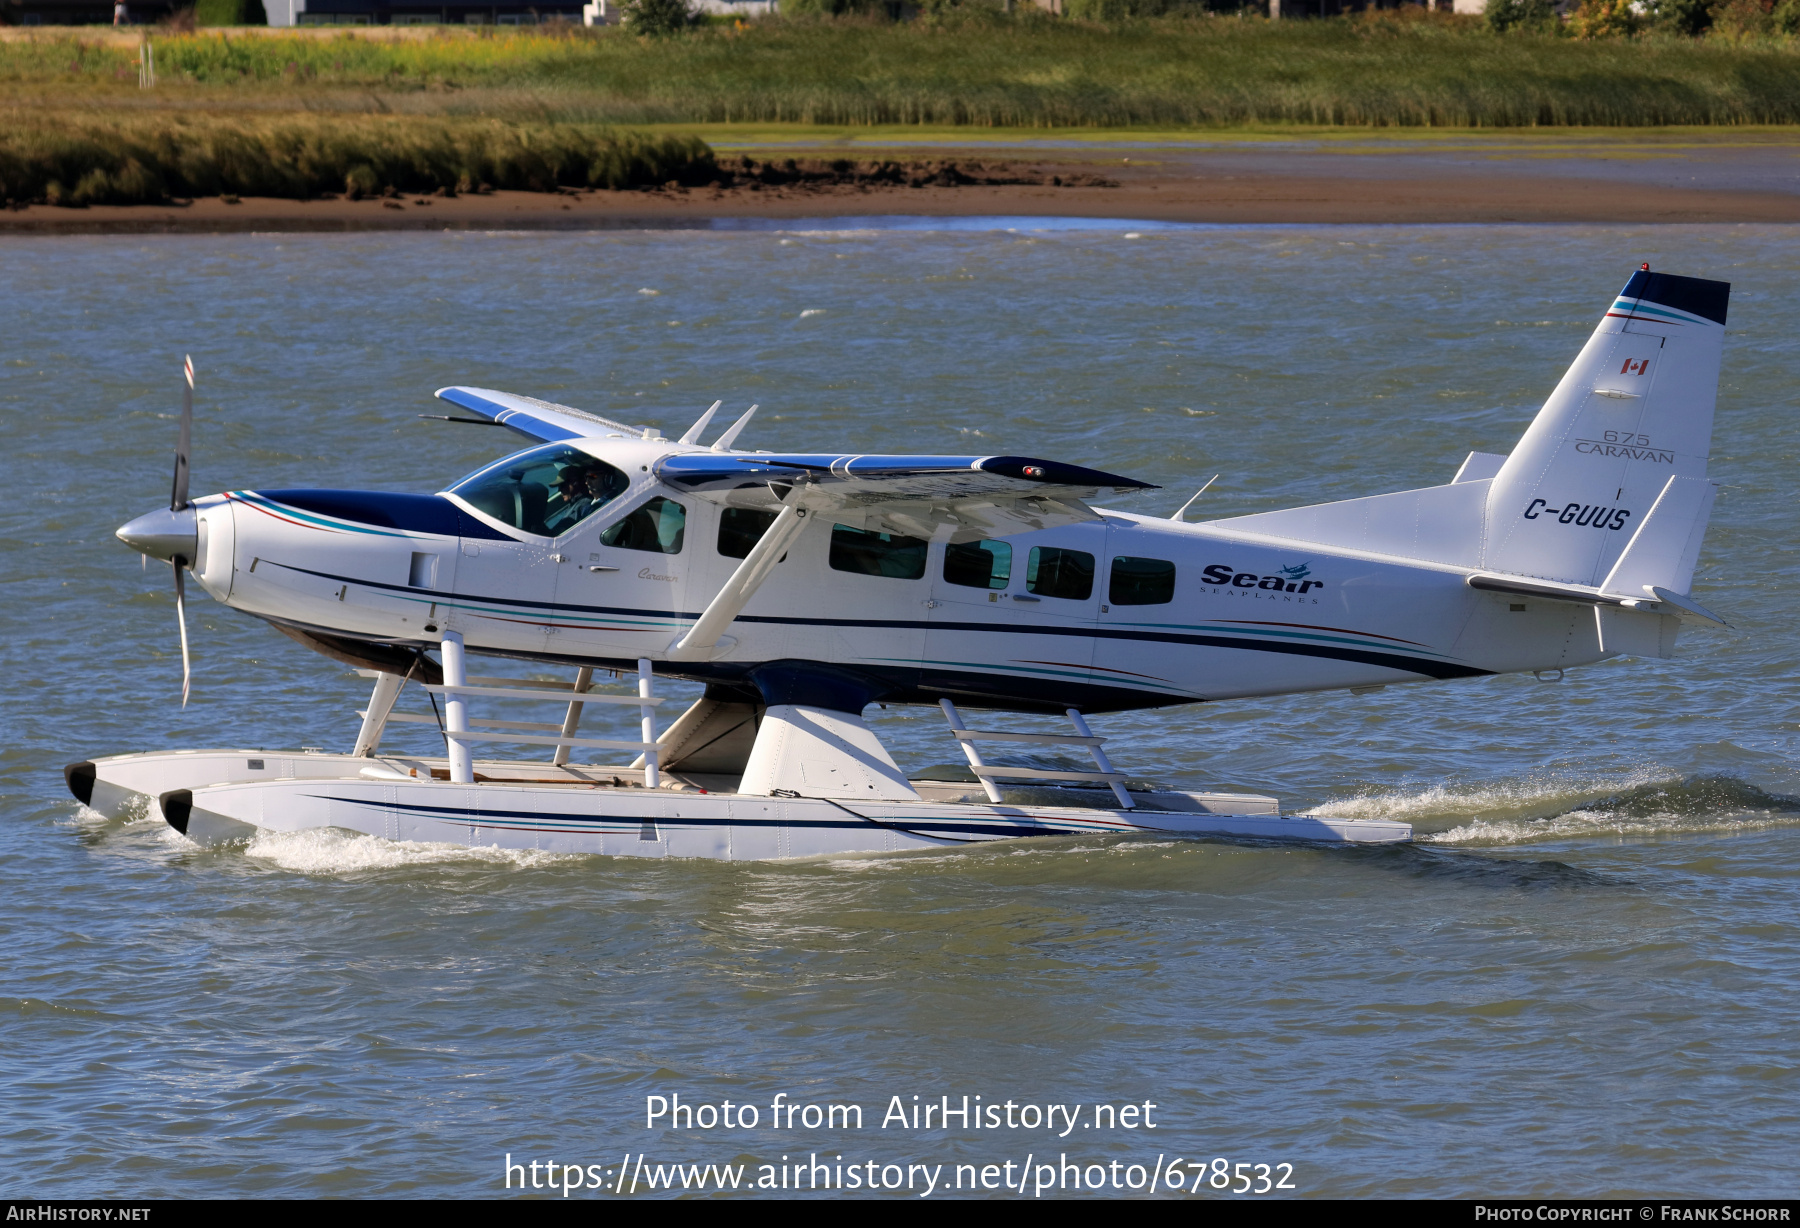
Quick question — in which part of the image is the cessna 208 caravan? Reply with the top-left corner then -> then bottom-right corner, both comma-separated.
71,266 -> 1730,859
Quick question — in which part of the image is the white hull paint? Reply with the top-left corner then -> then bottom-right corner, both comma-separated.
70,750 -> 1410,857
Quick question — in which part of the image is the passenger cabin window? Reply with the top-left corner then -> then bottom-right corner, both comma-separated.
450,443 -> 629,538
830,524 -> 927,580
717,507 -> 779,560
1109,556 -> 1176,606
600,497 -> 686,554
1026,546 -> 1094,601
943,540 -> 1012,590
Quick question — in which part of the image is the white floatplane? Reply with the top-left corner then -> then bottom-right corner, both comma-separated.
71,267 -> 1730,859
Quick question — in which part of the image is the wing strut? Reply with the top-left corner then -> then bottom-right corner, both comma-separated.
667,501 -> 810,661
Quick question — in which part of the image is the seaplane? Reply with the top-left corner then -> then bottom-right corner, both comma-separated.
68,266 -> 1730,860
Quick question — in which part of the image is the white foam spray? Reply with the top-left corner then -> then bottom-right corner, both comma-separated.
241,827 -> 577,875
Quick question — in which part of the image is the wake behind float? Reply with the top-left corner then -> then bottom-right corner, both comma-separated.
77,266 -> 1733,860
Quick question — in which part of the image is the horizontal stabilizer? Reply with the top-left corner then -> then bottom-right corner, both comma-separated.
1204,477 -> 1489,569
1648,585 -> 1728,628
1468,573 -> 1629,607
1453,452 -> 1507,484
1465,572 -> 1726,627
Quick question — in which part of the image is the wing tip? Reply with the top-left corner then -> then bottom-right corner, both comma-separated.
979,455 -> 1159,491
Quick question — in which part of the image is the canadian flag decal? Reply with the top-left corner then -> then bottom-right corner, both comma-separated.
1620,357 -> 1652,377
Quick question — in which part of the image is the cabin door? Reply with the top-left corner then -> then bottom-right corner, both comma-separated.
548,493 -> 694,663
450,535 -> 556,656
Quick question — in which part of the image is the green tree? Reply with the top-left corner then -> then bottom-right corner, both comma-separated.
1486,0 -> 1559,32
1644,0 -> 1714,33
622,0 -> 696,35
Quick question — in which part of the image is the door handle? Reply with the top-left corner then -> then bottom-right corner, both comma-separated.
587,565 -> 619,573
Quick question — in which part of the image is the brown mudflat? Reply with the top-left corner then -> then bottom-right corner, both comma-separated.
6,143 -> 1799,232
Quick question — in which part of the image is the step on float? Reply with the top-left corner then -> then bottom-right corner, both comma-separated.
66,657 -> 1409,858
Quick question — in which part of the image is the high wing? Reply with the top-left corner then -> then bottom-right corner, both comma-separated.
434,386 -> 654,443
435,385 -> 1159,535
656,451 -> 1157,539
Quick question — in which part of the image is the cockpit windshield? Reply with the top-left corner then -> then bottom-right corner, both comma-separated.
449,443 -> 630,538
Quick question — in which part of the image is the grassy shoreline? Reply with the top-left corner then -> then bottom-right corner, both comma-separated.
7,18 -> 1800,128
0,112 -> 712,205
9,16 -> 1800,206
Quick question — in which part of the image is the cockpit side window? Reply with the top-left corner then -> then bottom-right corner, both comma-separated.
449,444 -> 629,538
600,496 -> 686,554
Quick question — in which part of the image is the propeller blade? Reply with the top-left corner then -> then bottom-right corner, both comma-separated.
170,354 -> 193,512
173,557 -> 191,709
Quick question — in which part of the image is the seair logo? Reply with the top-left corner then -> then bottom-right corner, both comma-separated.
1202,563 -> 1325,594
1523,500 -> 1632,531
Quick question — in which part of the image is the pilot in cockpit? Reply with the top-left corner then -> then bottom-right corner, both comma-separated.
543,466 -> 596,534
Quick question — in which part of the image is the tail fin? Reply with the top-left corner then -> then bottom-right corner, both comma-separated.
1481,268 -> 1728,592
1202,268 -> 1728,595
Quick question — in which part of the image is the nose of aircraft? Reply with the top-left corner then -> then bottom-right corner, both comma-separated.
117,505 -> 198,564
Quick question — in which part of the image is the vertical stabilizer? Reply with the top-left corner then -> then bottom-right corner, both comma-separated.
1482,269 -> 1728,588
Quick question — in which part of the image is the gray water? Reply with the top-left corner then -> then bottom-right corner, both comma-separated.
4,223 -> 1798,1199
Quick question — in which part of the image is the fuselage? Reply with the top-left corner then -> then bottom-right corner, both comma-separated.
177,433 -> 1610,714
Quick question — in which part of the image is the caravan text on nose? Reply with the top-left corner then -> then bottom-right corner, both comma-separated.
116,506 -> 197,563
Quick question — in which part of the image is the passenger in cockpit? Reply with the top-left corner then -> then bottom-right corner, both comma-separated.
544,467 -> 595,534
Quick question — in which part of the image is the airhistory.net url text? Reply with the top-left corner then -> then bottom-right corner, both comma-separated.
504,1153 -> 1296,1197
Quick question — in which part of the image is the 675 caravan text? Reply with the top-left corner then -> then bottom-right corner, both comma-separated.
647,1093 -> 1157,1136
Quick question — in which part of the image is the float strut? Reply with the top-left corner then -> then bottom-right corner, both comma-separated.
940,698 -> 1004,804
441,631 -> 474,784
353,671 -> 406,758
1068,708 -> 1133,810
638,658 -> 659,790
552,666 -> 593,767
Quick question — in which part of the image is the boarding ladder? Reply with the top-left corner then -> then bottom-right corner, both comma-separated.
937,698 -> 1134,810
352,637 -> 663,786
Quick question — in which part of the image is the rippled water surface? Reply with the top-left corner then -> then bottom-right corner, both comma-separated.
4,223 -> 1799,1198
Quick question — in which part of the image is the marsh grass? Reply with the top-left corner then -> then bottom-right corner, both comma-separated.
0,111 -> 712,205
8,16 -> 1800,127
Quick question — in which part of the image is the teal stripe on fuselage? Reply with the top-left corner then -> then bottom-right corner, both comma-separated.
237,492 -> 420,539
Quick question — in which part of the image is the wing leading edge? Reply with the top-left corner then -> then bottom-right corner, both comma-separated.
435,387 -> 653,443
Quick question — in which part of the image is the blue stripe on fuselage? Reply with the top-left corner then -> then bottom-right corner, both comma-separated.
266,561 -> 1487,683
251,490 -> 516,541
